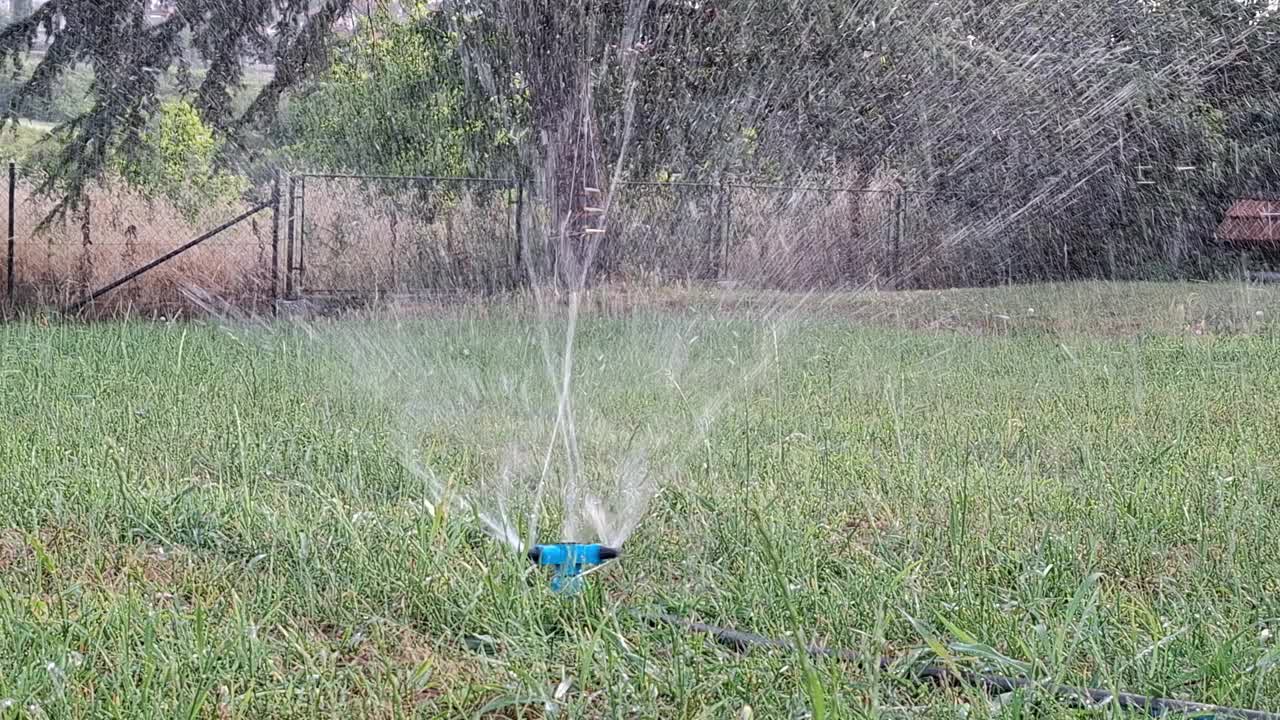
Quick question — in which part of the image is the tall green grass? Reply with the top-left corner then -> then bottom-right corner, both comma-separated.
1,283 -> 1279,718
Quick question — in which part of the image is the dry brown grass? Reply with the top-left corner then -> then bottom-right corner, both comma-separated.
4,177 -> 529,316
297,177 -> 519,295
3,170 -> 1143,317
3,170 -> 926,317
725,182 -> 898,289
596,170 -> 903,290
9,180 -> 273,316
0,528 -> 32,572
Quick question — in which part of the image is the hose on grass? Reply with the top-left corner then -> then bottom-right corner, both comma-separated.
650,613 -> 1280,720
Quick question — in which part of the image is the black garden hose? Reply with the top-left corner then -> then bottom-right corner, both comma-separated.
651,613 -> 1280,720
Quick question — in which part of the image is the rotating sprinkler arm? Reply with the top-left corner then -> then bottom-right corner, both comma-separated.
528,543 -> 621,594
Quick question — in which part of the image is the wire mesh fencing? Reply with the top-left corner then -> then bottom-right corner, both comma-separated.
3,164 -> 1256,315
724,184 -> 901,290
602,181 -> 725,282
292,177 -> 914,293
291,174 -> 519,298
485,180 -> 906,290
902,187 -> 1249,287
4,168 -> 274,314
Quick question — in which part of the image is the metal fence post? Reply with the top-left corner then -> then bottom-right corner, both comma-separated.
270,172 -> 281,314
717,181 -> 731,279
513,179 -> 525,288
388,205 -> 400,293
847,189 -> 860,282
285,176 -> 296,300
79,196 -> 92,303
6,162 -> 14,301
298,175 -> 306,294
891,191 -> 904,290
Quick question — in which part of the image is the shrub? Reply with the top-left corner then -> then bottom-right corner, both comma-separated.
114,100 -> 246,221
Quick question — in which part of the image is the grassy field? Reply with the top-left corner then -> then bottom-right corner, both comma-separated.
2,282 -> 1280,718
0,121 -> 56,164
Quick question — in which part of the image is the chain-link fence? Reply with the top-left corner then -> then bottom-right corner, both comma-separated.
289,174 -> 519,298
725,183 -> 901,289
291,176 -> 913,293
3,163 -> 275,314
3,164 -> 1257,314
602,181 -> 725,281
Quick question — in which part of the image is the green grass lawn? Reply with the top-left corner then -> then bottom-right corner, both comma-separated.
2,282 -> 1280,718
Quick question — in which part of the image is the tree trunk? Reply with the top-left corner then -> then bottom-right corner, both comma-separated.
541,66 -> 607,292
77,197 -> 92,303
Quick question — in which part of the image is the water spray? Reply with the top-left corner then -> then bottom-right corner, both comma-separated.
527,543 -> 620,594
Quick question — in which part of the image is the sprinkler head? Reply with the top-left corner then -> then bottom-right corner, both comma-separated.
527,543 -> 620,595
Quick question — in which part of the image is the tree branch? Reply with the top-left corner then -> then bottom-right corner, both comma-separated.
237,0 -> 354,130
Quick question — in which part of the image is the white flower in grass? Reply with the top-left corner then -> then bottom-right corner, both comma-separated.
1261,627 -> 1273,643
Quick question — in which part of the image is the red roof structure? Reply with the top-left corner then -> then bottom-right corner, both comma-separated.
1216,198 -> 1280,250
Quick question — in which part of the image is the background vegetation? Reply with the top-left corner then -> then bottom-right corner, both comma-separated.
1,1 -> 1278,296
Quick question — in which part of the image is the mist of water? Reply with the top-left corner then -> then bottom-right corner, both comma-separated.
130,0 -> 1280,557
312,286 -> 811,553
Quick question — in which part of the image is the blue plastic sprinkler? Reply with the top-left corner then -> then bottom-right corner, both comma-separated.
527,543 -> 620,594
